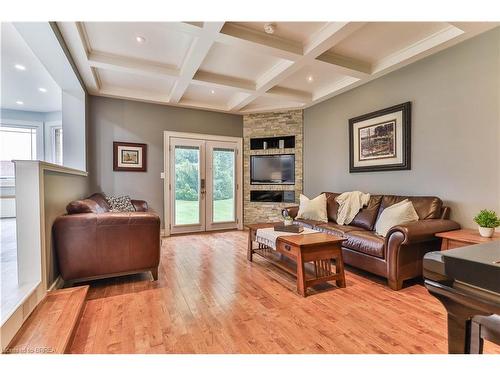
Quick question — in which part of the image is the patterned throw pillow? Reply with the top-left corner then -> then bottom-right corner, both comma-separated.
105,194 -> 135,212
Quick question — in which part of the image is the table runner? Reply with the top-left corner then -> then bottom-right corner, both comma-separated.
255,227 -> 319,250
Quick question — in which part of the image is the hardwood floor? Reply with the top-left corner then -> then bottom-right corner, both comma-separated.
69,230 -> 500,354
7,286 -> 88,354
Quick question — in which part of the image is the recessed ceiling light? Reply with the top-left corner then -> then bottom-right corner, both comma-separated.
135,36 -> 146,44
38,87 -> 47,93
16,100 -> 24,105
307,75 -> 314,83
15,64 -> 26,71
210,89 -> 215,95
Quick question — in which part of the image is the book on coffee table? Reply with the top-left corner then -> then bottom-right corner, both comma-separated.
273,224 -> 304,233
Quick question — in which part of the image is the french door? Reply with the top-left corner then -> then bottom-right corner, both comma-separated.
166,133 -> 242,235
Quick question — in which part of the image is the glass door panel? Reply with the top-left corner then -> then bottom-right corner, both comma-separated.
212,148 -> 235,223
170,138 -> 205,233
206,141 -> 238,231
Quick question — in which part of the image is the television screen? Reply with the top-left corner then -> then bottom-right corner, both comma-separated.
250,154 -> 295,184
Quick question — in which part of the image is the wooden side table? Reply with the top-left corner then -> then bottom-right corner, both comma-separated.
436,228 -> 500,250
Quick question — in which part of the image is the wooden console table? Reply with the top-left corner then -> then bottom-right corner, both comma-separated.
436,228 -> 500,250
247,223 -> 346,297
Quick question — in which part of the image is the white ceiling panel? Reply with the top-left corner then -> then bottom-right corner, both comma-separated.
98,68 -> 175,97
84,22 -> 194,68
180,84 -> 236,108
277,63 -> 348,95
329,22 -> 452,64
199,41 -> 281,82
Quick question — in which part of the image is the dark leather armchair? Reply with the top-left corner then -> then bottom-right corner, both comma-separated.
54,193 -> 160,284
283,192 -> 460,290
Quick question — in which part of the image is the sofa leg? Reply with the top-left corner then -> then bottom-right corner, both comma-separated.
151,268 -> 159,281
388,279 -> 404,290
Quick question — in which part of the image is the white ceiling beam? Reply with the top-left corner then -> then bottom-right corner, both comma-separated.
228,22 -> 365,111
55,22 -> 100,91
98,87 -> 232,114
192,71 -> 255,92
168,22 -> 225,103
265,86 -> 312,103
88,51 -> 180,79
217,23 -> 303,61
314,53 -> 371,78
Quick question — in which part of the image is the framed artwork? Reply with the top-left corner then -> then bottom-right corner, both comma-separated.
113,141 -> 147,172
349,102 -> 411,173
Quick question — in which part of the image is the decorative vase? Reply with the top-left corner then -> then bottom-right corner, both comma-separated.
478,226 -> 495,238
284,218 -> 293,226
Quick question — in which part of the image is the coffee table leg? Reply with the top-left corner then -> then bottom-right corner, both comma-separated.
335,251 -> 346,288
296,251 -> 306,297
247,230 -> 253,262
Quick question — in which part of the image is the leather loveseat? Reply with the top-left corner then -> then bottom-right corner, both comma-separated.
54,193 -> 160,284
283,192 -> 460,290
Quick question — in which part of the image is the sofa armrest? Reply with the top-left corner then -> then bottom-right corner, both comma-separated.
131,199 -> 148,212
282,206 -> 299,219
386,219 -> 460,245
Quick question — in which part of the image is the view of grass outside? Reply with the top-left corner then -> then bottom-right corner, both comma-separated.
174,146 -> 235,225
175,198 -> 234,224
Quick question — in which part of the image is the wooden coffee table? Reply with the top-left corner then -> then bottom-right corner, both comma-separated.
247,223 -> 346,297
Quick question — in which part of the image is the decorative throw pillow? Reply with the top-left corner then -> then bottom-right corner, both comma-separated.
375,199 -> 419,237
105,194 -> 135,212
296,193 -> 328,223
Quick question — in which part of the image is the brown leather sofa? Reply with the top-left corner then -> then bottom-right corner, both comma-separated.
54,193 -> 160,284
283,192 -> 460,290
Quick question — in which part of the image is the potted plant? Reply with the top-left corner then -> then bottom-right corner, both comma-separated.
473,209 -> 500,238
282,212 -> 294,226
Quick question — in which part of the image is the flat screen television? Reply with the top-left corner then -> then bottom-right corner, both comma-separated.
250,154 -> 295,185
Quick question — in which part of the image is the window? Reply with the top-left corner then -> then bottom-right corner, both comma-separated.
51,127 -> 63,165
0,126 -> 37,163
0,126 -> 37,180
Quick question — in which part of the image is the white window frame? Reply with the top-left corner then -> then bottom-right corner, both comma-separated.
0,119 -> 44,162
45,121 -> 63,165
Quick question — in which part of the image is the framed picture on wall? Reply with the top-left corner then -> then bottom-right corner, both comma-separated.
113,141 -> 147,172
349,102 -> 411,173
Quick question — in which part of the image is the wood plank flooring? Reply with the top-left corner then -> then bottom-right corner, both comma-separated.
69,230 -> 500,354
7,286 -> 88,354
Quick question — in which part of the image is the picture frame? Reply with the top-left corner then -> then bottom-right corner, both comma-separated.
113,141 -> 147,172
349,102 -> 411,173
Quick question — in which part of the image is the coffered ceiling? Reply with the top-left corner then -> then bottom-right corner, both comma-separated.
57,21 -> 498,114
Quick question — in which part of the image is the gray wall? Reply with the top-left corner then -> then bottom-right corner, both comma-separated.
44,170 -> 91,286
304,28 -> 500,228
89,96 -> 243,225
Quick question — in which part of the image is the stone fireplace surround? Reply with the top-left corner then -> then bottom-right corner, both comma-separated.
243,110 -> 303,224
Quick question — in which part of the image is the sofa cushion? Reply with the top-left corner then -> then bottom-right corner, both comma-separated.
343,231 -> 385,258
377,195 -> 442,220
323,192 -> 340,222
296,193 -> 328,222
88,193 -> 111,212
66,199 -> 104,215
375,199 -> 419,237
350,194 -> 383,230
315,222 -> 361,237
105,194 -> 136,212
